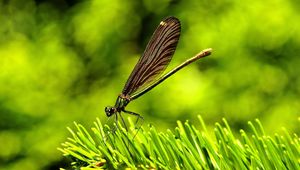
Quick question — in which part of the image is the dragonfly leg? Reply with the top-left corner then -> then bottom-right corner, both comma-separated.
115,112 -> 118,130
104,113 -> 118,147
119,112 -> 128,131
109,112 -> 119,135
123,110 -> 144,126
123,110 -> 144,139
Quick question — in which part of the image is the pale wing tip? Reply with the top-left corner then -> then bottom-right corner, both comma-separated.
160,16 -> 180,26
163,16 -> 179,22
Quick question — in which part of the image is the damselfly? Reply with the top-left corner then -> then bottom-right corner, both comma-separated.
105,16 -> 212,127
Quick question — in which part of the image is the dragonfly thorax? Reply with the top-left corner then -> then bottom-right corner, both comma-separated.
115,94 -> 130,108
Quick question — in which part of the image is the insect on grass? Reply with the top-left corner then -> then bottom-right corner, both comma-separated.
105,16 -> 212,130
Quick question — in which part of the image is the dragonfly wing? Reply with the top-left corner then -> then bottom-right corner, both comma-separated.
122,16 -> 181,97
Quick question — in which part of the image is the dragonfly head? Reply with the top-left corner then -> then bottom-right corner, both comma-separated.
105,106 -> 117,117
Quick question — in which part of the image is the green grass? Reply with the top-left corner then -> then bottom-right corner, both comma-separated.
58,116 -> 300,169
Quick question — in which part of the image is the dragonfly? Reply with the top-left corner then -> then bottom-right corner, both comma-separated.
105,16 -> 212,128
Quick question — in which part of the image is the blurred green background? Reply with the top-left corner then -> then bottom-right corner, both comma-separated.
0,0 -> 299,169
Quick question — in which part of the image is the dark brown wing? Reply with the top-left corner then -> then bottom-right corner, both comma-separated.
122,16 -> 181,97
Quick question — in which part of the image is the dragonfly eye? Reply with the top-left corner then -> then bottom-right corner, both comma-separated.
105,106 -> 116,117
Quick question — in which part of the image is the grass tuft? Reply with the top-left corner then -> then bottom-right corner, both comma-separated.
58,115 -> 300,169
